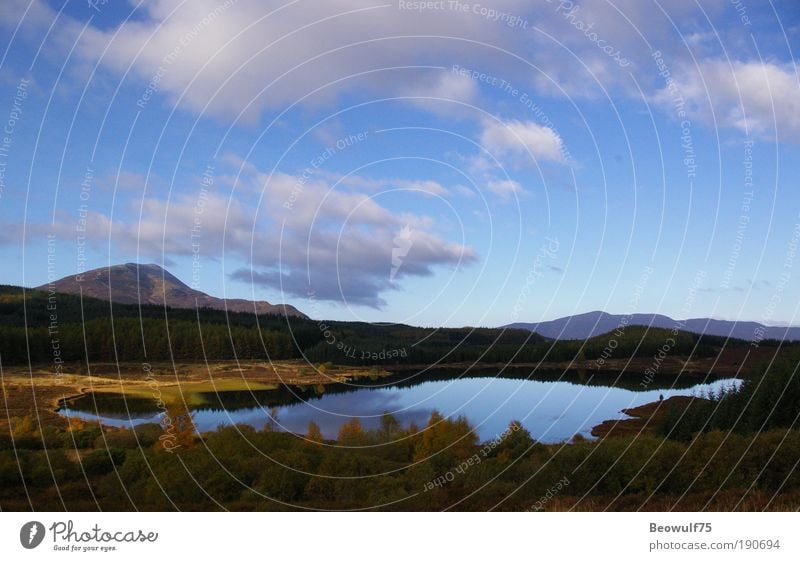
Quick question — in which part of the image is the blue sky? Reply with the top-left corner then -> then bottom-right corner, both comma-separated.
0,0 -> 799,327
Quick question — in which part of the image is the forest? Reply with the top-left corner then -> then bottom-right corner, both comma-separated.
0,285 -> 779,367
2,284 -> 799,511
1,354 -> 799,511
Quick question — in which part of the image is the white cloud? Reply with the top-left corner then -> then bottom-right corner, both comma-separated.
486,178 -> 524,199
38,162 -> 478,307
654,60 -> 800,141
15,0 -> 713,119
317,171 -> 384,191
412,71 -> 478,103
297,171 -> 450,197
63,0 -> 530,122
453,184 -> 476,198
402,70 -> 479,116
10,0 -> 772,147
480,117 -> 566,164
236,164 -> 478,306
391,179 -> 449,197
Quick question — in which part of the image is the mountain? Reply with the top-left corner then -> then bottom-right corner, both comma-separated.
39,263 -> 307,318
505,310 -> 800,341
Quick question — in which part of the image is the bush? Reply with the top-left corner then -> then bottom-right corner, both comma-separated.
81,449 -> 126,476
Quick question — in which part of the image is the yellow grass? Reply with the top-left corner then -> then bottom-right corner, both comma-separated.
90,379 -> 280,406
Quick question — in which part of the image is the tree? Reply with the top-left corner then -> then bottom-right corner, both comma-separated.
307,421 -> 323,443
493,420 -> 537,462
413,410 -> 477,473
337,419 -> 366,445
378,412 -> 401,442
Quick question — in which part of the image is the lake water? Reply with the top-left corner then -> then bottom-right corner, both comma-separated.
59,371 -> 740,443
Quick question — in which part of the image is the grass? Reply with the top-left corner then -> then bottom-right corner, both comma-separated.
90,379 -> 280,407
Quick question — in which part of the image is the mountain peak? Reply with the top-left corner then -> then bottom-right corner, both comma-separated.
38,263 -> 307,318
505,311 -> 800,341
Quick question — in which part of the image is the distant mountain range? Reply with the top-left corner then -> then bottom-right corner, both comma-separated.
39,263 -> 307,318
505,311 -> 800,341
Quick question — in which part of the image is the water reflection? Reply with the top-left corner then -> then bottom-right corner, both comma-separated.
59,369 -> 741,443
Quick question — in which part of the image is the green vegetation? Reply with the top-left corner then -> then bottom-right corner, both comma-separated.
3,285 -> 784,368
1,360 -> 799,511
2,285 -> 799,511
3,401 -> 800,511
0,285 -> 307,363
2,283 -> 792,372
1,359 -> 797,511
660,354 -> 800,439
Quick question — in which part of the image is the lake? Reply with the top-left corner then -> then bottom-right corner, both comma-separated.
59,370 -> 741,443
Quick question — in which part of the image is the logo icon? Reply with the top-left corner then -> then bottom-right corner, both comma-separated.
390,225 -> 414,281
20,521 -> 45,549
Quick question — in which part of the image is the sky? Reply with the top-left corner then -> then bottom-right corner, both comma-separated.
0,0 -> 798,327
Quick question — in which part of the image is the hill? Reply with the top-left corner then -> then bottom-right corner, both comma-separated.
506,310 -> 800,341
37,263 -> 307,318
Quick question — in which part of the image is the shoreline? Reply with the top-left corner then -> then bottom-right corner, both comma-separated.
1,357 -> 743,434
590,395 -> 705,439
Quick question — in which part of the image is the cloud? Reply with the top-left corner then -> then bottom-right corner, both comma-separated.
653,60 -> 800,141
391,179 -> 450,197
697,278 -> 772,294
10,0 -> 770,147
486,178 -> 524,200
36,195 -> 254,259
525,0 -> 728,97
317,171 -> 450,197
58,0 -> 532,122
35,162 -> 477,308
254,171 -> 396,229
453,184 -> 476,198
13,0 -> 714,120
95,169 -> 161,194
402,70 -> 479,116
234,165 -> 476,307
410,71 -> 478,103
233,224 -> 473,307
480,117 -> 566,164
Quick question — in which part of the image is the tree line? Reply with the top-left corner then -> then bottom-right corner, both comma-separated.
2,405 -> 799,511
659,355 -> 800,439
0,285 -> 785,367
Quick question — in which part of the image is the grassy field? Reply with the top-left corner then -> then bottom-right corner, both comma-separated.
0,360 -> 390,433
